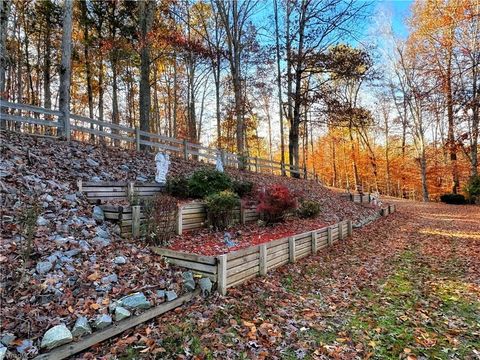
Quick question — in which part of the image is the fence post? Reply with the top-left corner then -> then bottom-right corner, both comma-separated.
240,202 -> 246,225
77,179 -> 83,192
183,139 -> 188,160
132,205 -> 141,238
127,181 -> 135,199
255,157 -> 258,173
327,227 -> 332,246
217,254 -> 227,295
338,222 -> 344,240
176,206 -> 183,235
259,244 -> 267,275
311,231 -> 317,254
347,220 -> 353,237
135,127 -> 140,151
288,237 -> 296,263
281,163 -> 286,177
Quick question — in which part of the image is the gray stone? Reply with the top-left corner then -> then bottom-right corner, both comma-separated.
64,249 -> 81,257
52,235 -> 69,246
114,306 -> 131,321
71,317 -> 92,338
182,271 -> 196,292
36,216 -> 48,226
0,345 -> 6,360
0,333 -> 15,346
36,261 -> 53,275
136,175 -> 148,182
101,274 -> 118,284
120,164 -> 130,171
96,227 -> 109,239
86,158 -> 99,167
156,290 -> 165,299
92,206 -> 104,222
114,256 -> 127,265
16,339 -> 33,354
92,237 -> 110,248
119,292 -> 151,310
94,314 -> 112,330
90,176 -> 101,182
199,278 -> 213,297
165,290 -> 177,302
65,194 -> 77,202
108,301 -> 119,313
40,324 -> 73,350
79,240 -> 91,251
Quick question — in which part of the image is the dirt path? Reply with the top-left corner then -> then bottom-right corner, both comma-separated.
93,201 -> 480,360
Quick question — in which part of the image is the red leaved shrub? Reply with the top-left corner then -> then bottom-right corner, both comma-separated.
257,184 -> 297,223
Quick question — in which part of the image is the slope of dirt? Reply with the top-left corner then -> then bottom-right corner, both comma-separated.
92,200 -> 480,359
0,131 -> 378,357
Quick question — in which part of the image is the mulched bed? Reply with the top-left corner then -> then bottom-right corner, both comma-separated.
168,216 -> 331,256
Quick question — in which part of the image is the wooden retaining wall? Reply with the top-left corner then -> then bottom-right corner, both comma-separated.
153,204 -> 398,295
78,179 -> 164,204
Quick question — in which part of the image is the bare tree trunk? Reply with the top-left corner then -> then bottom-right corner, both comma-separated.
81,0 -> 95,141
446,56 -> 459,193
0,0 -> 11,129
274,0 -> 285,173
173,54 -> 178,138
139,0 -> 154,149
59,0 -> 73,140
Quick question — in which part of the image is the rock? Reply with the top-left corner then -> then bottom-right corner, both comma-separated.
40,324 -> 73,350
90,176 -> 101,182
16,339 -> 33,354
79,240 -> 91,251
92,206 -> 104,222
120,164 -> 130,171
136,175 -> 148,182
119,292 -> 151,310
199,278 -> 213,297
71,317 -> 92,338
182,271 -> 196,292
42,194 -> 54,202
92,237 -> 110,248
108,301 -> 119,313
0,333 -> 15,346
36,261 -> 53,275
114,256 -> 127,265
65,194 -> 77,202
64,249 -> 81,257
36,216 -> 48,226
101,274 -> 118,284
165,290 -> 177,302
96,227 -> 109,239
94,314 -> 112,330
0,345 -> 6,360
156,290 -> 165,299
114,306 -> 131,321
86,158 -> 99,167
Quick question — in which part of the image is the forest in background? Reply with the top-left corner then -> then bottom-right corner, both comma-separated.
0,0 -> 478,201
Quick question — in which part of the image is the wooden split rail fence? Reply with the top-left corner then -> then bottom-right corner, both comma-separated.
1,100 -> 319,180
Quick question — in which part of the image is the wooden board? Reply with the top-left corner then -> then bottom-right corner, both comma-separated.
33,290 -> 200,360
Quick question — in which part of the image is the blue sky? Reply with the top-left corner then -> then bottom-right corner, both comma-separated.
375,0 -> 413,38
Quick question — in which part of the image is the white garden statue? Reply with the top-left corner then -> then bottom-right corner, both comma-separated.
215,151 -> 224,173
155,152 -> 170,184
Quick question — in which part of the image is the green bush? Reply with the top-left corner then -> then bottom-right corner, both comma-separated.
297,200 -> 321,219
440,193 -> 466,205
232,180 -> 253,197
166,175 -> 190,198
187,169 -> 232,198
464,175 -> 480,203
205,191 -> 240,230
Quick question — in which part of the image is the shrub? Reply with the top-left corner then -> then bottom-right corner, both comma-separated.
464,175 -> 480,203
142,194 -> 178,245
232,180 -> 253,197
187,169 -> 232,198
205,191 -> 240,230
257,185 -> 297,223
440,193 -> 466,205
166,175 -> 190,198
297,200 -> 321,219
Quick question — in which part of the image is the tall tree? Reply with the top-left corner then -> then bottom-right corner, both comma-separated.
58,0 -> 73,139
